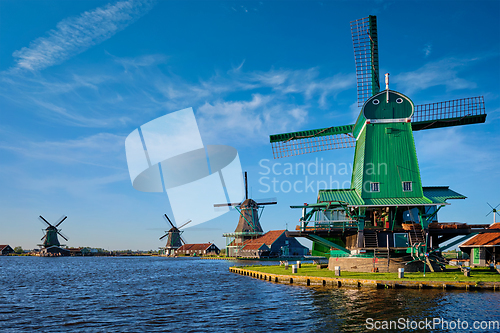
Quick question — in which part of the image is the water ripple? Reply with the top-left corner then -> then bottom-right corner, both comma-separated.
1,257 -> 499,332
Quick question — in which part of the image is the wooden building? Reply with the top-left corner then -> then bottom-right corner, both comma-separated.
460,223 -> 500,267
176,243 -> 220,256
0,245 -> 14,255
236,230 -> 308,258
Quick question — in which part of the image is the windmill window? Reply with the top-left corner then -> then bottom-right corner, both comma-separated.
396,98 -> 403,104
370,182 -> 380,192
372,99 -> 380,105
403,181 -> 412,192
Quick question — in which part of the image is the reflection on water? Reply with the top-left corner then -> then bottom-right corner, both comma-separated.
0,257 -> 498,332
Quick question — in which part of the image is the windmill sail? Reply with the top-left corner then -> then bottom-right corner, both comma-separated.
412,96 -> 486,131
270,125 -> 356,159
351,15 -> 380,106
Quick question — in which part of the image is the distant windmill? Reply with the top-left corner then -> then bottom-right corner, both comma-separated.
37,215 -> 70,256
216,172 -> 277,254
486,203 -> 500,224
159,214 -> 191,256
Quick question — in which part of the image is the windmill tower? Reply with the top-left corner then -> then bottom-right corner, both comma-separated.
216,172 -> 277,256
37,215 -> 70,256
159,214 -> 191,256
270,16 -> 488,269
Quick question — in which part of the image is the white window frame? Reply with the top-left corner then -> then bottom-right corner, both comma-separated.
370,182 -> 380,192
403,181 -> 412,192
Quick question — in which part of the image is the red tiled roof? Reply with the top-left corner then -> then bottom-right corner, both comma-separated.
0,245 -> 10,251
461,223 -> 500,246
240,230 -> 285,249
177,243 -> 214,251
241,243 -> 269,251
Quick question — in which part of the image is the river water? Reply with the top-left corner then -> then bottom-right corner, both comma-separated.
0,256 -> 499,332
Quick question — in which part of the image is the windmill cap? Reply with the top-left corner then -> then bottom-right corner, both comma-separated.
362,90 -> 414,121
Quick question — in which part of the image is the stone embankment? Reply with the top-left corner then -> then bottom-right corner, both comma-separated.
229,266 -> 500,290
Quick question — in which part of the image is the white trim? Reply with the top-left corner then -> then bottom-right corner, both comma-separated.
403,181 -> 413,192
355,122 -> 367,141
367,118 -> 411,124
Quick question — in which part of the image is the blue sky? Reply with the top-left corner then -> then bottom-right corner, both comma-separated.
1,0 -> 499,250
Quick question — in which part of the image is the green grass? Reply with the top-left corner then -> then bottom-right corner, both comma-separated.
241,264 -> 500,283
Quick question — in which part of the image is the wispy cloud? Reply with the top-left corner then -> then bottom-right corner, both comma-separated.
0,130 -> 126,170
10,0 -> 155,72
1,52 -> 356,140
415,127 -> 500,175
394,57 -> 477,95
197,94 -> 308,144
423,43 -> 432,58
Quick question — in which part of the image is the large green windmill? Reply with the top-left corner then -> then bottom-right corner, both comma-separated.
270,16 -> 487,262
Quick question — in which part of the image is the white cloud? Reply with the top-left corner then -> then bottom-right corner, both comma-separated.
394,58 -> 477,95
415,127 -> 499,174
247,68 -> 355,106
423,43 -> 432,58
0,131 -> 126,169
1,54 -> 356,142
196,94 -> 309,144
10,0 -> 155,72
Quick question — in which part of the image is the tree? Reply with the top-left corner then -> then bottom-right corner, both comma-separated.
14,246 -> 23,254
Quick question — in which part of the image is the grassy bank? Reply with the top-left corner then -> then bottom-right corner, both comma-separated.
242,264 -> 500,283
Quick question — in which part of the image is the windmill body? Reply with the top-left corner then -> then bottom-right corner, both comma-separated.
43,226 -> 61,248
159,214 -> 190,256
352,90 -> 425,202
218,172 -> 276,257
270,15 -> 496,272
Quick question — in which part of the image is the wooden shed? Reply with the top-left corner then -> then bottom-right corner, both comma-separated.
175,243 -> 220,256
0,245 -> 14,255
236,230 -> 308,258
459,223 -> 500,266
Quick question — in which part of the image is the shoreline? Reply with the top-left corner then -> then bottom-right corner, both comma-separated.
229,266 -> 500,290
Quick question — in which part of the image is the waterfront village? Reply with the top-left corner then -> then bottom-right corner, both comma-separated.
3,15 -> 500,291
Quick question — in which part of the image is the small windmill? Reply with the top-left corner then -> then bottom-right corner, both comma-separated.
216,172 -> 277,255
486,203 -> 500,224
159,214 -> 191,256
38,215 -> 69,250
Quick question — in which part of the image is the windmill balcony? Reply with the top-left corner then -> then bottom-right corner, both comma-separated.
297,220 -> 358,232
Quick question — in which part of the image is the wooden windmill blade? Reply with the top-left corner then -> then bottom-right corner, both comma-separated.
412,96 -> 486,131
214,202 -> 242,207
351,15 -> 380,107
269,124 -> 356,159
178,219 -> 192,229
254,197 -> 278,205
39,215 -> 53,227
54,215 -> 68,228
163,214 -> 176,228
57,230 -> 69,241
